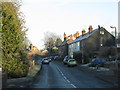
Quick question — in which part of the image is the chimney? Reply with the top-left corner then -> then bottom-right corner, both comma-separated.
66,36 -> 69,40
73,33 -> 77,39
76,31 -> 80,38
98,25 -> 100,29
82,29 -> 86,36
64,32 -> 67,41
73,31 -> 80,39
88,25 -> 93,33
70,34 -> 73,40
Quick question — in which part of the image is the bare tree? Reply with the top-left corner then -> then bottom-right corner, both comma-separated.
43,32 -> 62,49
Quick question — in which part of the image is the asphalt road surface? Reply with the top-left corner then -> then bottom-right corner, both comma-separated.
29,59 -> 113,88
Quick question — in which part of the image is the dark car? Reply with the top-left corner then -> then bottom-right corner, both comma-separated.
50,56 -> 54,60
89,58 -> 107,67
54,56 -> 60,60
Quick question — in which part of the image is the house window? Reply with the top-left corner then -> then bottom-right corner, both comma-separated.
74,43 -> 75,49
69,45 -> 71,48
78,42 -> 80,46
100,37 -> 104,47
74,43 -> 76,49
100,30 -> 104,35
72,44 -> 73,47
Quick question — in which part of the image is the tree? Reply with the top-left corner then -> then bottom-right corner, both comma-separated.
43,32 -> 62,55
43,32 -> 62,49
55,38 -> 62,47
0,4 -> 2,67
1,1 -> 29,78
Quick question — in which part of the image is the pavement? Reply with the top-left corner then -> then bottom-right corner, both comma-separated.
6,64 -> 42,88
79,64 -> 119,88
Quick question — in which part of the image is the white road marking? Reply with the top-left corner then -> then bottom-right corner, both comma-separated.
71,84 -> 77,88
20,86 -> 24,88
67,80 -> 70,83
61,73 -> 64,76
57,66 -> 77,88
63,76 -> 67,79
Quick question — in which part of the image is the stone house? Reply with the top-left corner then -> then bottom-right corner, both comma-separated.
68,25 -> 115,63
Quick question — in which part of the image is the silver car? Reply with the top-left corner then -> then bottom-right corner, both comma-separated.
42,58 -> 49,64
67,59 -> 77,67
63,56 -> 69,64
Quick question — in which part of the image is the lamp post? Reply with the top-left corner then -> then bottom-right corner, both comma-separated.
110,26 -> 118,87
110,26 -> 118,60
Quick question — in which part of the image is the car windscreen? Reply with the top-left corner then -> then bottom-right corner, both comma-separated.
69,60 -> 75,62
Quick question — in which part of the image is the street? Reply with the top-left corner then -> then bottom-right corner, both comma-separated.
28,58 -> 113,88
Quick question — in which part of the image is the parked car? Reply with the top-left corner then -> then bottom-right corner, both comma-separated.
50,56 -> 54,60
48,58 -> 52,62
54,56 -> 60,60
63,56 -> 70,64
42,58 -> 50,64
67,59 -> 77,67
89,58 -> 107,67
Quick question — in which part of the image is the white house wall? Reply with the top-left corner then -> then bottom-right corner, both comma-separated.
68,41 -> 80,58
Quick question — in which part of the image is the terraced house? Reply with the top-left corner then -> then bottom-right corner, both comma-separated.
58,33 -> 73,57
58,31 -> 81,57
68,25 -> 115,63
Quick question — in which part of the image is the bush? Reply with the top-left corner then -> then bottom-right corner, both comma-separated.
73,51 -> 96,64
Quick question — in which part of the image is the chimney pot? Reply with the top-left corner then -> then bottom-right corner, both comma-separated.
88,25 -> 93,33
70,34 -> 73,40
98,25 -> 100,29
64,32 -> 67,41
82,29 -> 86,36
76,31 -> 80,38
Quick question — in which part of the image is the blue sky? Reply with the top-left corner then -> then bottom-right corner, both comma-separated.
21,0 -> 119,49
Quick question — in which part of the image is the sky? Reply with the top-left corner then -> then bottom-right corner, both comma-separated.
21,0 -> 119,50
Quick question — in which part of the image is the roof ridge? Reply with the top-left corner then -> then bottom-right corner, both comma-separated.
69,29 -> 98,44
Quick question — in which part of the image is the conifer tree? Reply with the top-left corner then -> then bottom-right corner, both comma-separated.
1,1 -> 29,78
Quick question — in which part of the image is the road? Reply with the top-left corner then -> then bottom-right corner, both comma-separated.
28,58 -> 113,88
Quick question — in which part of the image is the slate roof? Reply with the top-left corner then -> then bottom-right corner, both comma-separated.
59,39 -> 73,46
69,29 -> 98,44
